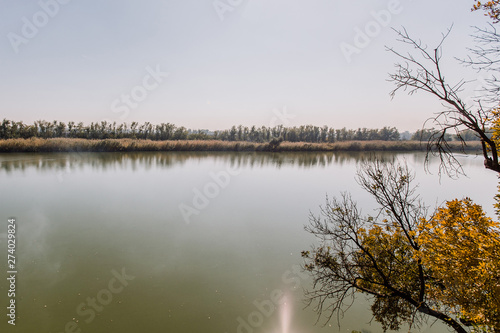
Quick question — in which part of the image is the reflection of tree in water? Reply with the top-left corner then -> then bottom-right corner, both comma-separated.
0,151 -> 429,174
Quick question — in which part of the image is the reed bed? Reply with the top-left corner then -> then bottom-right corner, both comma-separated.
0,138 -> 482,153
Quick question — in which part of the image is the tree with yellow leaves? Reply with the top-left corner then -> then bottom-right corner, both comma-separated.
493,109 -> 500,148
302,161 -> 500,333
418,198 -> 500,331
304,5 -> 500,332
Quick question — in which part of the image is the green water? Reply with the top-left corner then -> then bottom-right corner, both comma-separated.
0,151 -> 497,333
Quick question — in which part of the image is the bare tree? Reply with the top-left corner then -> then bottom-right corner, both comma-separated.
461,24 -> 500,106
302,160 -> 468,333
387,27 -> 499,176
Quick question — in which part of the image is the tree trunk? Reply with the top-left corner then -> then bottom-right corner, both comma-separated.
417,305 -> 468,333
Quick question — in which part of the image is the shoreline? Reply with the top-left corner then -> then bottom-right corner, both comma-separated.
0,138 -> 483,153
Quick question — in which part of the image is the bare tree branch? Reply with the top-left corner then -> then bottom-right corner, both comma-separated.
387,27 -> 500,176
303,161 -> 467,333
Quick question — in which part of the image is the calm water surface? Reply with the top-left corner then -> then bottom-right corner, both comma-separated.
0,151 -> 497,333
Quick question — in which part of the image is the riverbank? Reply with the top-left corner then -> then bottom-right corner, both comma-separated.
0,138 -> 482,153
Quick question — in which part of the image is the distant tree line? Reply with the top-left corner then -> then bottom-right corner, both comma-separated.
0,119 -> 483,143
213,125 -> 401,142
0,120 -> 190,141
410,128 -> 485,142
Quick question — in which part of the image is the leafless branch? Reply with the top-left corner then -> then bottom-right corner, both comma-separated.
387,27 -> 500,176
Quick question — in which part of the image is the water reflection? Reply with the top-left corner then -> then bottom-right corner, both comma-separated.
0,151 -> 433,174
280,292 -> 292,333
0,151 -> 492,333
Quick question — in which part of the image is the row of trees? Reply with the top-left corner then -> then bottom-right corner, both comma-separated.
411,128 -> 484,142
215,125 -> 401,142
0,119 -> 483,143
0,120 -> 190,141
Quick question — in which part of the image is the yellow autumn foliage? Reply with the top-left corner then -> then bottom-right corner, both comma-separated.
357,223 -> 419,295
418,198 -> 500,330
473,1 -> 500,22
493,109 -> 500,150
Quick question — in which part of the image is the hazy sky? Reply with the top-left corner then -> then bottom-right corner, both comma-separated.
0,0 -> 492,131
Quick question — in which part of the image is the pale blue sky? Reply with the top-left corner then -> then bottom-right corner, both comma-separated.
0,0 -> 492,131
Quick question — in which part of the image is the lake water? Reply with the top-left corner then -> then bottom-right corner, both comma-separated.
0,151 -> 497,333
